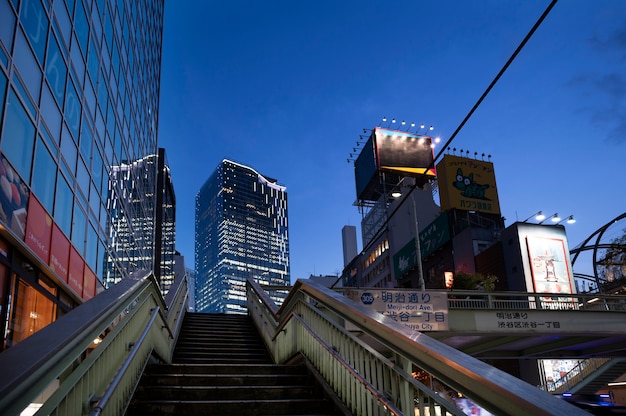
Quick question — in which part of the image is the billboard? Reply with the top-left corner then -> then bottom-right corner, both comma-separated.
0,155 -> 28,239
526,236 -> 574,295
375,128 -> 436,176
354,135 -> 378,200
436,154 -> 501,215
355,127 -> 436,201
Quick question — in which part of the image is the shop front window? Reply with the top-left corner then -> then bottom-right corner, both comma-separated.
6,276 -> 56,346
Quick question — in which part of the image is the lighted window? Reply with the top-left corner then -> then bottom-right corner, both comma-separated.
8,278 -> 57,346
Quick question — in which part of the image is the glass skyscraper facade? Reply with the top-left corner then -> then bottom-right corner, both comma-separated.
107,148 -> 175,294
0,0 -> 165,350
195,159 -> 290,314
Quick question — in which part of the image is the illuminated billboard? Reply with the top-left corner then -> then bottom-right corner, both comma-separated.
526,236 -> 574,295
436,154 -> 501,215
355,127 -> 436,201
375,128 -> 436,175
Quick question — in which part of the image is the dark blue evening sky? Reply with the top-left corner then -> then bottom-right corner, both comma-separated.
158,1 -> 626,282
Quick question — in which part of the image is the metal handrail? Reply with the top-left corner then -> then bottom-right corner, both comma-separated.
0,270 -> 187,416
443,290 -> 626,311
261,284 -> 626,312
288,311 -> 404,416
90,306 -> 161,416
248,278 -> 590,416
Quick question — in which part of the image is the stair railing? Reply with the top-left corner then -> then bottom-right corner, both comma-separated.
539,357 -> 611,393
0,270 -> 187,416
247,278 -> 590,416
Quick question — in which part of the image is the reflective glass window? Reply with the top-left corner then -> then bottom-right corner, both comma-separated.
52,0 -> 71,47
71,203 -> 86,251
74,0 -> 88,55
64,76 -> 81,139
70,34 -> 85,87
11,71 -> 37,119
20,0 -> 48,64
13,29 -> 42,104
39,121 -> 57,155
83,72 -> 96,118
54,173 -> 72,236
0,1 -> 16,59
59,125 -> 77,173
65,0 -> 75,16
79,116 -> 92,160
103,6 -> 112,49
91,4 -> 102,42
46,33 -> 66,106
86,36 -> 98,86
76,156 -> 88,197
76,179 -> 87,211
111,39 -> 119,79
32,136 -> 56,213
86,223 -> 97,271
0,46 -> 7,69
1,88 -> 35,183
40,82 -> 62,139
88,181 -> 99,220
0,69 -> 6,121
92,146 -> 103,191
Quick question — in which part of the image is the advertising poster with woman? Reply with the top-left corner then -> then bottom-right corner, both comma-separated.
526,236 -> 574,307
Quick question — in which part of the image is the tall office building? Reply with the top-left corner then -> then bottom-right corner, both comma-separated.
0,0 -> 165,350
106,148 -> 175,294
195,159 -> 290,314
341,225 -> 358,267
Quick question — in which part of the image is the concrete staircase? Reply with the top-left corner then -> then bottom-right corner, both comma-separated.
126,313 -> 345,415
569,358 -> 626,395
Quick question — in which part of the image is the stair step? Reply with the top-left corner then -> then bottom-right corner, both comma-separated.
133,384 -> 322,400
127,398 -> 336,416
173,356 -> 273,365
144,363 -> 307,375
126,313 -> 343,415
138,373 -> 314,387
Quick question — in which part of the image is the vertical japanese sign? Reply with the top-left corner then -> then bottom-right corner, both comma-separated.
344,289 -> 449,331
419,213 -> 450,259
393,239 -> 416,279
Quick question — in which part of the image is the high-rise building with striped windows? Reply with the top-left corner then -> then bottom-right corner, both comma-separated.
0,0 -> 165,350
195,159 -> 290,314
106,148 -> 175,294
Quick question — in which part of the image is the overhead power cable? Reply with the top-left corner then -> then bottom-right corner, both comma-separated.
433,0 -> 558,164
333,0 -> 559,288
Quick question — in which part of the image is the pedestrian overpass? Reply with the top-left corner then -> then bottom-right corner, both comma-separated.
2,272 -> 624,415
430,293 -> 626,360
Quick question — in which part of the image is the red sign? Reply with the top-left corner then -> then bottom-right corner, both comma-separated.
68,246 -> 84,296
50,224 -> 70,283
25,195 -> 52,263
83,266 -> 97,300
